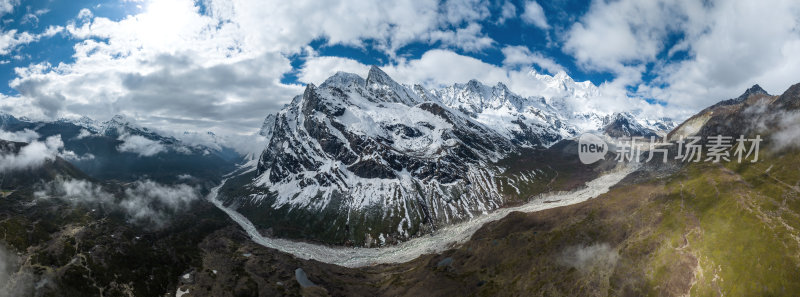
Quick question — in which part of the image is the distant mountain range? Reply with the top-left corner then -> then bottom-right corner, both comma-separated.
221,66 -> 675,246
0,113 -> 242,184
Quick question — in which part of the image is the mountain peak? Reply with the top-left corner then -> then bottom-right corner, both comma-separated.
465,79 -> 486,92
102,114 -> 150,135
738,84 -> 769,100
66,115 -> 101,131
110,114 -> 130,123
553,70 -> 569,80
775,82 -> 800,110
364,66 -> 421,105
321,71 -> 365,89
0,110 -> 18,122
303,83 -> 317,94
603,112 -> 659,138
366,66 -> 395,87
495,82 -> 510,91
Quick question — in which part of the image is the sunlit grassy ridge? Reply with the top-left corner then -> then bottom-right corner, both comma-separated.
687,149 -> 800,295
359,147 -> 800,296
609,148 -> 800,296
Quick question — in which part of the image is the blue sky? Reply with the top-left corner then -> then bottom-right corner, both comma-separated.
1,0 -> 613,93
0,0 -> 136,91
289,1 -> 594,76
1,0 -> 799,135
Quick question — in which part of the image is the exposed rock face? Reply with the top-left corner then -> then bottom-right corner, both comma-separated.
668,84 -> 779,142
258,114 -> 277,138
602,112 -> 663,138
245,68 -> 516,243
774,82 -> 800,110
738,84 -> 769,101
231,67 -> 673,245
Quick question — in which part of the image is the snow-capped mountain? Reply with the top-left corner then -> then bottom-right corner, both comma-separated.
239,68 -> 516,242
425,80 -> 577,147
522,69 -> 676,137
531,69 -> 602,102
602,112 -> 666,138
414,69 -> 671,143
221,66 -> 674,246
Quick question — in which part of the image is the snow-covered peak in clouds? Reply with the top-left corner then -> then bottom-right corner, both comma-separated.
100,114 -> 148,135
72,116 -> 101,131
529,69 -> 601,102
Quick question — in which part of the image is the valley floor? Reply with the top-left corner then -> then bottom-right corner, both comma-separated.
208,165 -> 638,268
184,149 -> 800,296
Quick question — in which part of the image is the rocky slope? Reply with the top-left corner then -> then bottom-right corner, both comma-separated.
667,84 -> 777,143
222,67 -> 668,246
228,68 -> 524,245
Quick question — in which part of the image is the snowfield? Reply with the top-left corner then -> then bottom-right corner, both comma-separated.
239,67 -> 674,244
208,164 -> 637,268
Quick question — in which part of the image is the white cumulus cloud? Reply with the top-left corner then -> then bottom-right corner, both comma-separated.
116,134 -> 166,157
1,0 -> 508,136
0,0 -> 18,16
521,1 -> 549,29
0,128 -> 39,143
0,135 -> 64,173
564,0 -> 800,113
501,45 -> 564,74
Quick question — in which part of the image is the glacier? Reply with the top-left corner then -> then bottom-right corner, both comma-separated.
209,164 -> 637,268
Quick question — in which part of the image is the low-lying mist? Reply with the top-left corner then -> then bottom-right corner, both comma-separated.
0,135 -> 64,173
0,133 -> 95,173
35,178 -> 202,228
0,244 -> 33,297
743,100 -> 800,152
